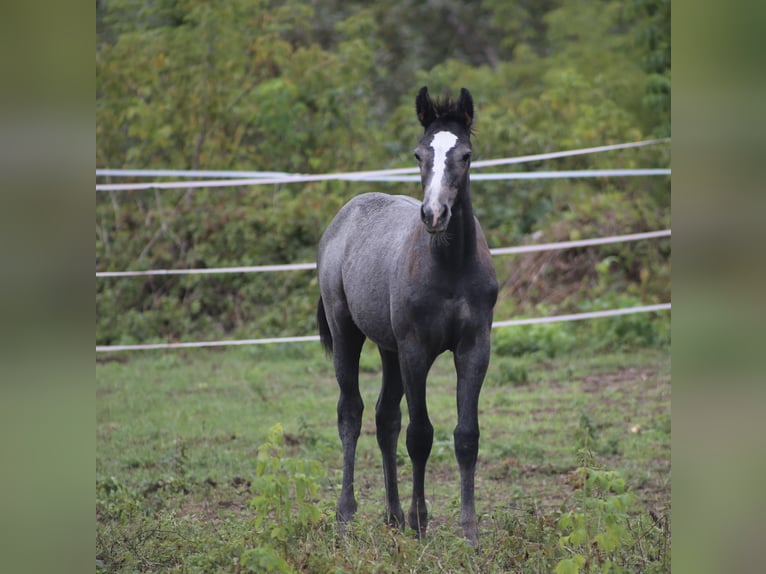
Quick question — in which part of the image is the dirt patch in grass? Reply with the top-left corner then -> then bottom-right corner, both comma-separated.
579,366 -> 659,393
478,361 -> 669,515
176,482 -> 252,523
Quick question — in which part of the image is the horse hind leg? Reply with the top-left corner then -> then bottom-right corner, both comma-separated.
332,321 -> 366,526
376,348 -> 405,529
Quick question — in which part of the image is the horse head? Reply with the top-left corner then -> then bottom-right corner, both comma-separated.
414,86 -> 474,234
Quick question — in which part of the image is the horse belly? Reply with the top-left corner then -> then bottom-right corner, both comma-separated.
342,265 -> 399,351
351,307 -> 398,351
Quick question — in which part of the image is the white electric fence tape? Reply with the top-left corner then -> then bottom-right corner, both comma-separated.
96,303 -> 671,352
96,138 -> 671,352
96,230 -> 670,278
96,139 -> 670,191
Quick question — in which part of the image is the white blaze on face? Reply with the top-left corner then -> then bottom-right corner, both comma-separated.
425,131 -> 458,223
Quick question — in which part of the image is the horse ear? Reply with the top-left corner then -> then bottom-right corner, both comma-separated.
416,86 -> 436,128
458,88 -> 474,128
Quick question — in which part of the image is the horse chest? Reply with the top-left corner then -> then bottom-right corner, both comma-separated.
445,295 -> 473,324
402,286 -> 479,343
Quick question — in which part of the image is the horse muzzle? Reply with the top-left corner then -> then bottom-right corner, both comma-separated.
420,202 -> 450,234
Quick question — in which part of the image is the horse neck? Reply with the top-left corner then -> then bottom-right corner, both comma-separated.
431,183 -> 478,271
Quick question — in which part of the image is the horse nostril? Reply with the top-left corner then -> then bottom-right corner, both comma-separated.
420,203 -> 450,229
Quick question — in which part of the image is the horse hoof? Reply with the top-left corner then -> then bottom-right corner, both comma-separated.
462,522 -> 479,547
408,513 -> 428,539
386,509 -> 405,530
336,499 -> 357,525
409,523 -> 428,539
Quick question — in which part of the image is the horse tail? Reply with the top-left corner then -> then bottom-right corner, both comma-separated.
317,296 -> 333,354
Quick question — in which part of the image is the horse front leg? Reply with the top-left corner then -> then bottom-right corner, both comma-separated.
453,334 -> 491,547
399,349 -> 435,539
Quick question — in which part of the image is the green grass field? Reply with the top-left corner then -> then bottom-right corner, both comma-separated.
97,339 -> 670,573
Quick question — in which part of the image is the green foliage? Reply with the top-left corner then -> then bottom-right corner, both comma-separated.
493,322 -> 575,358
578,293 -> 670,350
549,403 -> 671,573
250,423 -> 326,548
489,357 -> 530,387
97,0 -> 670,346
96,475 -> 141,521
625,0 -> 671,135
241,546 -> 294,574
556,467 -> 635,573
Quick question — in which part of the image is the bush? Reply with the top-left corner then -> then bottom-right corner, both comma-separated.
492,322 -> 575,358
556,467 -> 634,574
249,423 -> 328,560
576,293 -> 670,351
488,357 -> 530,387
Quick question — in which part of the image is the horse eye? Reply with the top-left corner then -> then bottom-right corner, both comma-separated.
414,152 -> 422,163
462,152 -> 472,162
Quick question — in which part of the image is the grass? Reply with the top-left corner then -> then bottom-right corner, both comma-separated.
96,339 -> 670,573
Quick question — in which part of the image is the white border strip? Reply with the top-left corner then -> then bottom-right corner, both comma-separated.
96,230 -> 670,278
95,139 -> 670,191
96,303 -> 671,352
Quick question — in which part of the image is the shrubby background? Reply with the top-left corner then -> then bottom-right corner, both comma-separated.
96,0 -> 670,346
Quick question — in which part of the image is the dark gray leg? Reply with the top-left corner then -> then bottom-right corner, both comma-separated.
453,335 -> 491,546
376,348 -> 405,528
399,350 -> 435,539
333,326 -> 366,525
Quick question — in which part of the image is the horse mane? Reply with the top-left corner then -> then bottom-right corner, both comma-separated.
427,95 -> 475,133
430,96 -> 461,120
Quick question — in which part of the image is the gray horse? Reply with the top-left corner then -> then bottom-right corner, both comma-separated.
316,86 -> 497,545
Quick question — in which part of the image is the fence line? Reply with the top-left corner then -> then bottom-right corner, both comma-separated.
96,138 -> 670,192
97,335 -> 320,352
96,138 -> 671,351
97,262 -> 317,278
489,229 -> 670,255
96,138 -> 669,180
491,303 -> 671,327
471,138 -> 669,168
96,229 -> 670,278
95,168 -> 670,192
328,169 -> 670,183
96,303 -> 671,352
96,169 -> 294,179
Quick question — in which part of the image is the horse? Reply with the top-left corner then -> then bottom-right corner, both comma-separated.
316,86 -> 498,546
